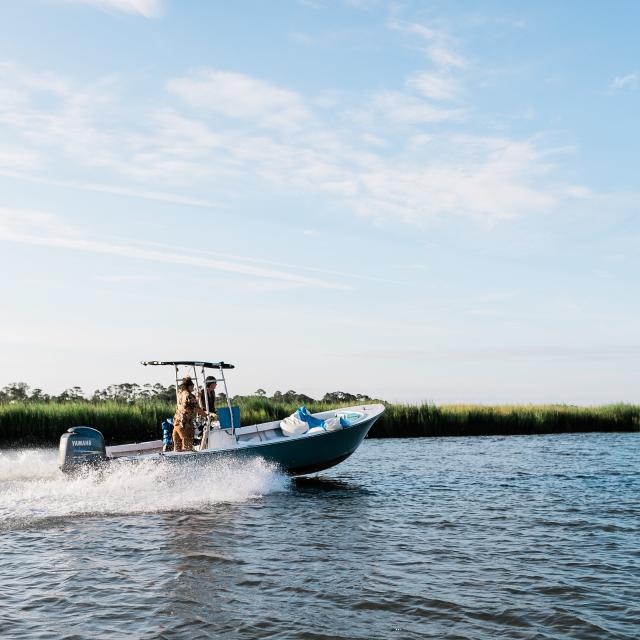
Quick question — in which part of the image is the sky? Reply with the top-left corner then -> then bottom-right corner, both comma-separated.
0,0 -> 638,404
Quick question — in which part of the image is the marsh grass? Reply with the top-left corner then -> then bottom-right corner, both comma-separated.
375,403 -> 640,437
0,400 -> 638,446
0,401 -> 169,446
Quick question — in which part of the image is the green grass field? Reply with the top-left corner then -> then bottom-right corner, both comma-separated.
0,399 -> 638,446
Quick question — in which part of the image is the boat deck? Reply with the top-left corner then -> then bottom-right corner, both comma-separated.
105,404 -> 382,459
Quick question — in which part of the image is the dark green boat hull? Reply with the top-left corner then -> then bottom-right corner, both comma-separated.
163,414 -> 380,475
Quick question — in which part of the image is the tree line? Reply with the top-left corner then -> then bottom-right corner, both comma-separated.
0,382 -> 373,406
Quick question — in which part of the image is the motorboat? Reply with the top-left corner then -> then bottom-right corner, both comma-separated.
58,360 -> 384,476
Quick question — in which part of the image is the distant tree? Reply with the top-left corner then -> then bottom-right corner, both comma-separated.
119,383 -> 142,403
1,382 -> 30,402
322,391 -> 358,403
138,384 -> 153,400
91,388 -> 106,402
58,387 -> 85,402
29,388 -> 51,402
89,382 -> 176,404
152,384 -> 176,403
281,389 -> 315,404
97,383 -> 138,403
0,379 -> 378,407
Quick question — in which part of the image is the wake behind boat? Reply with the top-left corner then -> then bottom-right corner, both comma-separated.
58,360 -> 384,476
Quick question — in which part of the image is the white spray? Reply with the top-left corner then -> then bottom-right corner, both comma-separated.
0,448 -> 290,529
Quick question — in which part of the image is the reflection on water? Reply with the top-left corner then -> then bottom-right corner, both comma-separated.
0,434 -> 639,639
293,475 -> 371,494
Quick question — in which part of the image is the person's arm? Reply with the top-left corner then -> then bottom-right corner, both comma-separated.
190,393 -> 208,417
184,392 -> 205,417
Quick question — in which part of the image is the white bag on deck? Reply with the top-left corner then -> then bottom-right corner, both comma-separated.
280,414 -> 309,437
324,416 -> 342,431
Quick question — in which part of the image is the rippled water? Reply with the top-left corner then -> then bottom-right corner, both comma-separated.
1,434 -> 639,639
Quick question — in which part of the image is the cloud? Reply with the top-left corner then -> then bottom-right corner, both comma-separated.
0,169 -> 217,207
426,44 -> 466,69
0,147 -> 41,171
611,72 -> 639,91
0,207 -> 350,290
167,68 -> 311,131
346,136 -> 560,224
368,91 -> 464,124
389,20 -> 467,69
66,0 -> 162,18
0,207 -> 75,236
0,59 -> 589,227
565,185 -> 592,199
362,21 -> 466,131
96,274 -> 165,283
0,63 -> 126,173
407,71 -> 458,101
111,236 -> 399,285
0,61 -> 72,96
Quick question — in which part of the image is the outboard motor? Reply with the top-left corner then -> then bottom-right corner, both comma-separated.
59,426 -> 107,473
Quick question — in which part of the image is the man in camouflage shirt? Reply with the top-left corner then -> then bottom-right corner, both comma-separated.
173,377 -> 207,452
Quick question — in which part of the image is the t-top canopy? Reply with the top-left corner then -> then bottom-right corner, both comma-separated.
141,360 -> 235,369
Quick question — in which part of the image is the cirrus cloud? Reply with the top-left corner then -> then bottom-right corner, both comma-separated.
167,68 -> 311,131
611,72 -> 639,91
66,0 -> 162,18
0,56 -> 590,229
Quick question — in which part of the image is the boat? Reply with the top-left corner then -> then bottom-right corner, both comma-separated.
58,360 -> 384,476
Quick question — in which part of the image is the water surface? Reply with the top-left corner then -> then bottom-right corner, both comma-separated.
1,434 -> 638,639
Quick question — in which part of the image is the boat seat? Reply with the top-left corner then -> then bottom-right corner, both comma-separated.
217,406 -> 241,430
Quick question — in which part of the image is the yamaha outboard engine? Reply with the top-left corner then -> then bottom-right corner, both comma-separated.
59,426 -> 107,473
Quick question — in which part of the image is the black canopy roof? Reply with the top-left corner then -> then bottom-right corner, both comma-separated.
141,360 -> 235,370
